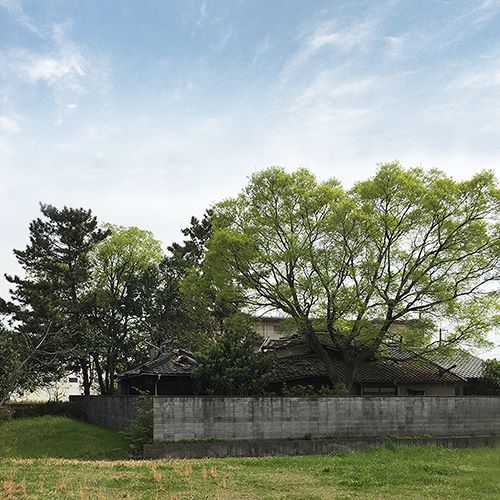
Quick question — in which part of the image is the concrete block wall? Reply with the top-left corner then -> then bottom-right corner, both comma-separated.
70,395 -> 151,431
153,396 -> 500,442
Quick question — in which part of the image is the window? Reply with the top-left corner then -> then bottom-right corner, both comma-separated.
68,377 -> 78,383
407,389 -> 425,396
362,386 -> 397,396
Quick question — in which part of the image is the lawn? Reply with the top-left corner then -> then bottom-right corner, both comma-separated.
0,417 -> 499,499
0,415 -> 127,459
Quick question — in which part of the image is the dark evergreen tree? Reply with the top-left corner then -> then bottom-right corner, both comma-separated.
192,315 -> 272,396
141,210 -> 221,350
2,204 -> 109,395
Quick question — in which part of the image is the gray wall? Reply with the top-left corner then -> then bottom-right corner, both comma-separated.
145,434 -> 500,459
70,395 -> 151,431
153,396 -> 500,442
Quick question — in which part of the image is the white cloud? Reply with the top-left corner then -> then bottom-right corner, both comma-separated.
448,58 -> 500,90
291,71 -> 377,111
0,0 -> 41,35
0,115 -> 21,133
471,0 -> 500,25
253,34 -> 272,63
279,18 -> 377,85
216,25 -> 233,50
19,52 -> 85,84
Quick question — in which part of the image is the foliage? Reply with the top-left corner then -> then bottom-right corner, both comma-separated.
0,406 -> 12,423
0,205 -> 221,399
318,383 -> 349,396
282,383 -> 348,396
121,397 -> 153,457
176,210 -> 242,342
5,401 -> 81,420
1,204 -> 109,396
192,316 -> 272,395
90,224 -> 164,394
205,164 -> 500,389
0,325 -> 20,406
168,210 -> 213,273
477,358 -> 500,395
0,321 -> 62,407
282,384 -> 316,396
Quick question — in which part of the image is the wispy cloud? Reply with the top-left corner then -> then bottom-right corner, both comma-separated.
0,0 -> 41,35
279,17 -> 378,86
468,0 -> 500,26
447,56 -> 500,90
0,115 -> 21,133
2,48 -> 86,85
215,25 -> 233,50
290,71 -> 377,111
0,8 -> 111,129
252,33 -> 272,64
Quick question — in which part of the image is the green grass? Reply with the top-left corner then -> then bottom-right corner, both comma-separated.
0,417 -> 499,499
0,415 -> 127,459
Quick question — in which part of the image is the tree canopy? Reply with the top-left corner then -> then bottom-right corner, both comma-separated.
89,224 -> 164,394
205,163 -> 500,389
1,204 -> 109,396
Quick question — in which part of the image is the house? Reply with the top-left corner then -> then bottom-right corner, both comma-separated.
12,372 -> 87,402
119,347 -> 196,396
261,336 -> 470,396
118,316 -> 487,396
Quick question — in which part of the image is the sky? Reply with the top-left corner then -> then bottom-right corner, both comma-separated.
0,0 -> 499,357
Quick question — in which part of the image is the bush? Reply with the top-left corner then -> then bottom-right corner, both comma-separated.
282,383 -> 349,396
193,317 -> 273,396
282,384 -> 316,396
121,397 -> 153,457
477,359 -> 500,395
6,401 -> 82,420
318,383 -> 349,396
0,406 -> 13,423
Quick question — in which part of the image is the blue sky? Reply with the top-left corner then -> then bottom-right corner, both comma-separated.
1,0 -> 500,356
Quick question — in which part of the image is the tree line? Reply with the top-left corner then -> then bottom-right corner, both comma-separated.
1,162 -> 499,402
0,206 -> 220,403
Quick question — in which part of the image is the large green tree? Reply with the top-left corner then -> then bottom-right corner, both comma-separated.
2,204 -> 109,395
205,164 -> 500,390
89,225 -> 164,394
150,210 -> 239,349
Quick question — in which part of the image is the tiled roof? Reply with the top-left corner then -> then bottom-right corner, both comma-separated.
425,350 -> 485,379
265,336 -> 484,382
118,348 -> 196,379
119,337 -> 481,385
269,354 -> 463,384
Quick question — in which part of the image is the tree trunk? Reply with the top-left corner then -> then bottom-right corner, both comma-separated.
80,358 -> 91,396
302,321 -> 339,384
343,359 -> 361,394
93,355 -> 106,395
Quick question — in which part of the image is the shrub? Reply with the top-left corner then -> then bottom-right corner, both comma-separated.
477,359 -> 500,395
0,406 -> 13,423
282,384 -> 316,396
193,317 -> 272,396
318,383 -> 349,396
282,383 -> 349,396
121,397 -> 153,457
6,401 -> 82,420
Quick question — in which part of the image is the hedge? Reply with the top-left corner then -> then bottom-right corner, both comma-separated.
0,401 -> 82,421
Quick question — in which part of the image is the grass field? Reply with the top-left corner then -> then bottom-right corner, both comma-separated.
0,416 -> 499,499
